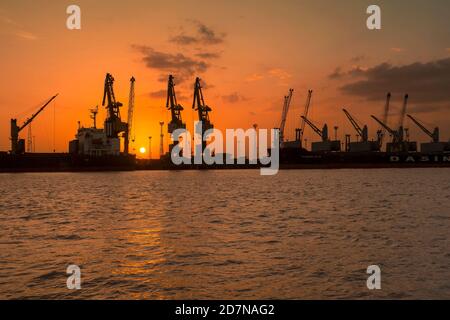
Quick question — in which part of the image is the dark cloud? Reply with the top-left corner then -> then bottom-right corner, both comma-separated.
197,23 -> 225,44
148,88 -> 188,101
328,67 -> 344,79
221,92 -> 248,104
170,35 -> 198,45
195,52 -> 221,59
170,22 -> 226,46
407,103 -> 449,114
340,58 -> 450,108
199,79 -> 215,90
350,55 -> 365,63
133,45 -> 209,83
347,66 -> 367,77
134,45 -> 208,73
329,66 -> 367,80
148,89 -> 167,98
133,21 -> 224,93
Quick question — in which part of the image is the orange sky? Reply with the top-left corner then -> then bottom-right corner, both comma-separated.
1,0 -> 449,156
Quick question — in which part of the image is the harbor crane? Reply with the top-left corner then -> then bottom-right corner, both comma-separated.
300,116 -> 341,152
407,114 -> 439,143
371,115 -> 401,143
342,108 -> 368,142
102,73 -> 127,140
301,116 -> 329,141
10,94 -> 58,154
166,75 -> 186,151
406,114 -> 448,153
343,108 -> 381,152
192,77 -> 213,151
278,88 -> 294,143
371,107 -> 417,152
124,77 -> 136,155
371,94 -> 417,152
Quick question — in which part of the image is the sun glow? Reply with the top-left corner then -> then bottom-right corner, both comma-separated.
139,147 -> 146,154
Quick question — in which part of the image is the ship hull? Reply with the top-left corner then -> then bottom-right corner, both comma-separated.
0,153 -> 136,173
278,149 -> 450,169
0,151 -> 449,172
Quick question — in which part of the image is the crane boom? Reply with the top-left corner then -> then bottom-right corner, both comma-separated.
10,94 -> 58,154
279,88 -> 293,142
102,73 -> 126,138
102,73 -> 121,112
124,77 -> 135,154
371,115 -> 396,136
19,94 -> 58,132
299,90 -> 313,142
342,109 -> 363,137
342,108 -> 369,142
301,116 -> 323,139
279,96 -> 288,141
407,114 -> 439,142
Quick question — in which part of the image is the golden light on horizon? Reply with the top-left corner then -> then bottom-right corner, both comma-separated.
139,147 -> 146,154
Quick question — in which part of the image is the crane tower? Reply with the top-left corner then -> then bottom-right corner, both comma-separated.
192,77 -> 213,152
102,73 -> 127,140
166,75 -> 186,153
124,77 -> 136,155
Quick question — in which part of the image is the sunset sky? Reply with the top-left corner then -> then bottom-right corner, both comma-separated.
1,0 -> 449,155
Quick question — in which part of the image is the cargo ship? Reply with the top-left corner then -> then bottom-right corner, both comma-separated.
2,74 -> 449,172
2,148 -> 450,173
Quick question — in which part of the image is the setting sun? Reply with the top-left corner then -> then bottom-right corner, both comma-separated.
139,147 -> 146,154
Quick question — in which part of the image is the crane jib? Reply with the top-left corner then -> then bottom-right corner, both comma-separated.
19,94 -> 58,132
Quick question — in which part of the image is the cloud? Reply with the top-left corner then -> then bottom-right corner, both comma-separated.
329,65 -> 368,80
390,47 -> 404,53
149,88 -> 188,101
195,52 -> 221,59
245,68 -> 292,83
221,92 -> 248,104
170,22 -> 226,46
407,103 -> 448,114
245,73 -> 265,82
14,30 -> 38,41
199,79 -> 215,89
148,89 -> 167,98
133,21 -> 225,84
350,55 -> 365,63
133,45 -> 209,82
197,23 -> 225,44
347,65 -> 368,76
268,68 -> 292,81
0,13 -> 37,40
328,67 -> 344,79
340,58 -> 450,109
170,34 -> 198,45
